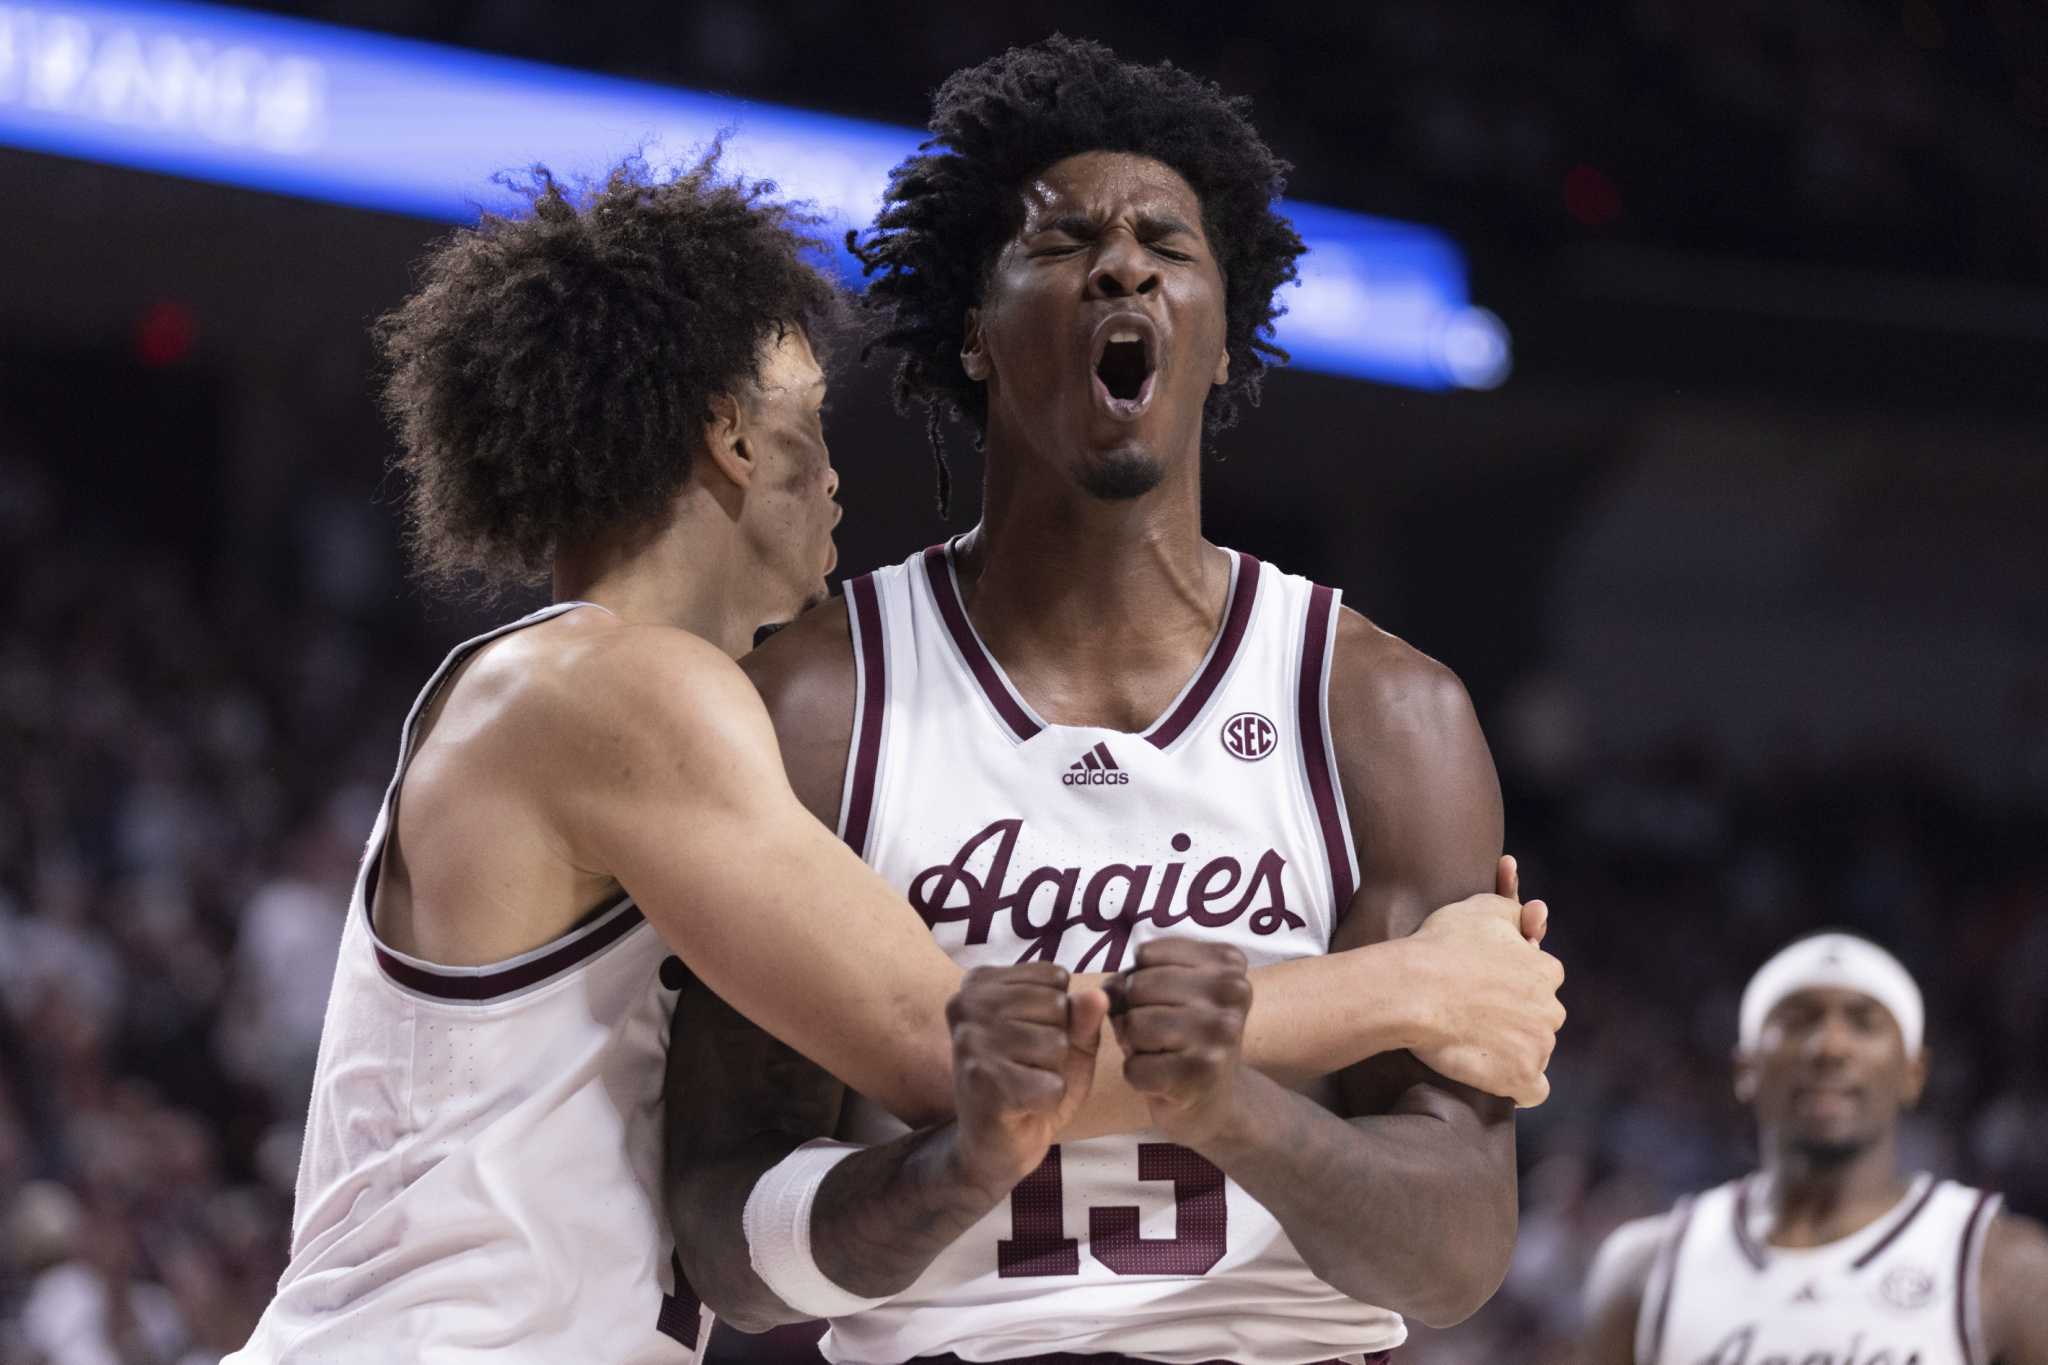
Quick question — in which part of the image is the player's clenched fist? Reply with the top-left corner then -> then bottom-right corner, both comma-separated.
946,964 -> 1110,1195
1107,939 -> 1255,1148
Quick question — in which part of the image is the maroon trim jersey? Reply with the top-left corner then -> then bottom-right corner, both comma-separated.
227,604 -> 709,1364
826,542 -> 1401,1365
1637,1173 -> 2003,1365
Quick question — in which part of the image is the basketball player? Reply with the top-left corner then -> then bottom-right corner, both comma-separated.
227,156 -> 1561,1362
1583,933 -> 2048,1365
667,37 -> 1558,1362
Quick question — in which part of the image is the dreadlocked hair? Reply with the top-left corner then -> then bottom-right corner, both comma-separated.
377,149 -> 841,598
848,35 -> 1306,514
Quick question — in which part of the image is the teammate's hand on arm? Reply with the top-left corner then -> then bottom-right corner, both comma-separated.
1132,620 -> 1534,1327
1403,878 -> 1564,1107
948,965 -> 1110,1195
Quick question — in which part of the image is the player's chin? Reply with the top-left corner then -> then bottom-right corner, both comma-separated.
1074,447 -> 1167,502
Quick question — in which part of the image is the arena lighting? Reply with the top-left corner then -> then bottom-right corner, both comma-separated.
0,0 -> 1513,390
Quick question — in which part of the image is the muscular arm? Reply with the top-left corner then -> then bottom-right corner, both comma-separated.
1151,616 -> 1534,1326
544,625 -> 959,1126
1580,1216 -> 1665,1365
744,601 -> 1536,1139
1984,1212 -> 2048,1365
666,980 -> 1006,1331
667,603 -> 1555,1329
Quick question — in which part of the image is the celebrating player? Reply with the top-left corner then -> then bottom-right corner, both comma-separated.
1583,933 -> 2048,1365
670,37 -> 1556,1362
227,153 -> 1560,1363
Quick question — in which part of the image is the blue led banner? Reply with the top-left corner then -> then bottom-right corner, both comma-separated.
0,0 -> 1510,389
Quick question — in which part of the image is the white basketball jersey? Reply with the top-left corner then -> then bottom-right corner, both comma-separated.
1639,1172 -> 2004,1365
228,604 -> 711,1365
824,542 -> 1402,1365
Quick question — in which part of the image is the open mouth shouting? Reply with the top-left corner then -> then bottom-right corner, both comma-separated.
1090,313 -> 1159,421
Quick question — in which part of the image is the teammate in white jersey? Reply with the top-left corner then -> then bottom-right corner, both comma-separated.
1583,933 -> 2048,1365
670,38 -> 1562,1363
230,154 -> 1562,1362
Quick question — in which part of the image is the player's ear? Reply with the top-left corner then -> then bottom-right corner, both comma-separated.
1212,344 -> 1230,387
1732,1049 -> 1759,1105
960,308 -> 991,382
700,390 -> 754,492
1902,1046 -> 1930,1108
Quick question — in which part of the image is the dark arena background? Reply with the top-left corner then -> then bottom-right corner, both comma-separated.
3,3 -> 2046,1361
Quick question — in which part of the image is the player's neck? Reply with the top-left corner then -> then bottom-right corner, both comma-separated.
550,487 -> 761,658
965,441 -> 1217,654
1760,1131 -> 1912,1247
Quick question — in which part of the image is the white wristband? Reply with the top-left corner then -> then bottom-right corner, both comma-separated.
742,1139 -> 893,1319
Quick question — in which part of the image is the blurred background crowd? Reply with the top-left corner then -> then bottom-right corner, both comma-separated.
2,1 -> 2044,1362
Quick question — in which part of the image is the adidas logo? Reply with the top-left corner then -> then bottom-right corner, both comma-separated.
1061,741 -> 1130,787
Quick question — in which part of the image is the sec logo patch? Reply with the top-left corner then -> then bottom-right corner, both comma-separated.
1221,711 -> 1278,761
1879,1265 -> 1935,1310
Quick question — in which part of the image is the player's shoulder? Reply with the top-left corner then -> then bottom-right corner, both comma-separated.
473,608 -> 760,766
1982,1205 -> 2048,1299
739,596 -> 858,824
1978,1206 -> 2048,1363
1324,604 -> 1480,756
740,595 -> 856,725
1584,1211 -> 1677,1323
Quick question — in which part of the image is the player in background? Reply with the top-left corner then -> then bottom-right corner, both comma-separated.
1583,932 -> 2048,1365
228,154 -> 1562,1363
671,38 -> 1558,1363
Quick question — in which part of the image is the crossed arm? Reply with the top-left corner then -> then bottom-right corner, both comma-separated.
557,624 -> 1463,1133
664,608 -> 1549,1331
1140,624 -> 1527,1326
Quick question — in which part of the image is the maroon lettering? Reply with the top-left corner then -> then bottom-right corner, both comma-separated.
1090,1143 -> 1229,1276
1076,863 -> 1152,971
1240,851 -> 1303,934
908,818 -> 1020,945
907,822 -> 1299,966
1185,857 -> 1243,927
997,1147 -> 1078,1277
1141,856 -> 1190,929
1008,864 -> 1079,961
1000,1144 -> 1228,1279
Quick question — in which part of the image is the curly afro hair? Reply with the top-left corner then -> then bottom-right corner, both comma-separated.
377,152 -> 840,597
849,35 -> 1307,513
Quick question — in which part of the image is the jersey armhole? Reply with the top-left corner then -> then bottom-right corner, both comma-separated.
837,574 -> 888,859
1636,1195 -> 1698,1365
1296,584 -> 1360,930
1958,1189 -> 2003,1365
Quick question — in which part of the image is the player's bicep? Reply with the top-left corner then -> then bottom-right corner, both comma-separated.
1326,629 -> 1506,1123
563,641 -> 959,1123
664,973 -> 846,1326
665,970 -> 844,1188
1983,1212 -> 2048,1365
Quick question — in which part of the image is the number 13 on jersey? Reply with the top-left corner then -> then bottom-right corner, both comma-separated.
999,1144 -> 1228,1278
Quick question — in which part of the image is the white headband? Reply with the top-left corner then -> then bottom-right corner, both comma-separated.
1738,933 -> 1924,1056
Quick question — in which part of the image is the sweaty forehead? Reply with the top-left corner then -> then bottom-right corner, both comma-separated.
1016,151 -> 1207,234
